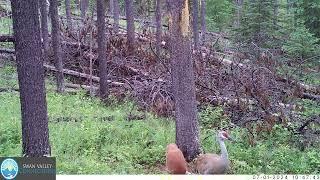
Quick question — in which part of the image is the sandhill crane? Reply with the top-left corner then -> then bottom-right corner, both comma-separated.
165,143 -> 188,174
195,130 -> 233,174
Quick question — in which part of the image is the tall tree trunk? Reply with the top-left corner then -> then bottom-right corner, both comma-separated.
75,0 -> 80,9
50,0 -> 65,93
168,0 -> 200,161
113,0 -> 120,33
147,0 -> 151,17
80,0 -> 89,19
65,0 -> 73,30
273,0 -> 278,26
11,0 -> 51,157
109,0 -> 114,15
192,0 -> 199,50
287,0 -> 292,14
39,0 -> 49,57
97,0 -> 109,100
233,0 -> 243,45
155,0 -> 162,55
234,0 -> 243,28
124,0 -> 135,53
200,0 -> 206,43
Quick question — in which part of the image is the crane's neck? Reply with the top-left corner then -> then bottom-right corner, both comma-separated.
218,138 -> 229,163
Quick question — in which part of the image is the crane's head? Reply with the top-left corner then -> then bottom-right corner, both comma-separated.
217,130 -> 233,141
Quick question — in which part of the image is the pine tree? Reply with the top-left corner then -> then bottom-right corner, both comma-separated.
234,0 -> 275,48
293,0 -> 320,38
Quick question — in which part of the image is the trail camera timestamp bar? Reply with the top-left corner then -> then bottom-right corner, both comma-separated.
252,175 -> 320,180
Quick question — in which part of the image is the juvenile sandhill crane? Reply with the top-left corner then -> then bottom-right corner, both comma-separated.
195,130 -> 233,174
165,143 -> 188,174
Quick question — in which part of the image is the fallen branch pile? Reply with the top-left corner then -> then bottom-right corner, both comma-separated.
1,19 -> 319,146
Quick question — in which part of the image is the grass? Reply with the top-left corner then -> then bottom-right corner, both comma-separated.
0,17 -> 12,34
0,16 -> 14,49
1,62 -> 320,174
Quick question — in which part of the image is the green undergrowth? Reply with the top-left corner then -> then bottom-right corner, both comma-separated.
199,106 -> 320,174
277,62 -> 320,86
0,88 -> 174,174
0,63 -> 319,174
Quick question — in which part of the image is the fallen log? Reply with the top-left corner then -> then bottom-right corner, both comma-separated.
212,53 -> 320,95
0,48 -> 14,54
2,45 -> 319,97
65,83 -> 98,91
207,95 -> 301,111
0,87 -> 19,92
276,75 -> 320,95
302,93 -> 320,102
0,35 -> 14,42
44,64 -> 100,82
44,64 -> 125,87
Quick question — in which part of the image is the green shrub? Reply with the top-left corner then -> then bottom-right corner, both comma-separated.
283,26 -> 319,61
199,105 -> 230,130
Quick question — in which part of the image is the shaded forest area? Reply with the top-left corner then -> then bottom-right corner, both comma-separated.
0,0 -> 319,174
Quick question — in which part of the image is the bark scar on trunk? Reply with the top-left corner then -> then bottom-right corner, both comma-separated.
180,0 -> 190,37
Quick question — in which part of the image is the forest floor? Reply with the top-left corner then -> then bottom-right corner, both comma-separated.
0,61 -> 319,174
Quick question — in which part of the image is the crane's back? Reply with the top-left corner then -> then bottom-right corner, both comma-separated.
195,153 -> 228,174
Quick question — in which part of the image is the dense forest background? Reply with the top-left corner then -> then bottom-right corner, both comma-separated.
0,0 -> 319,174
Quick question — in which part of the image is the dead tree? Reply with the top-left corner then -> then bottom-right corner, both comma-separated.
39,0 -> 49,56
234,0 -> 243,28
109,0 -> 113,15
124,0 -> 135,53
113,0 -> 120,33
155,0 -> 162,56
192,0 -> 199,50
200,0 -> 206,43
50,0 -> 65,92
97,0 -> 109,100
168,0 -> 201,161
65,0 -> 73,31
80,0 -> 89,19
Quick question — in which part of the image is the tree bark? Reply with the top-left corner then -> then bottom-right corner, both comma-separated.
273,0 -> 278,26
11,0 -> 51,157
113,0 -> 120,33
97,0 -> 109,100
50,0 -> 65,92
124,0 -> 135,53
109,0 -> 114,15
75,0 -> 80,9
286,0 -> 293,14
234,0 -> 243,28
200,0 -> 206,43
155,0 -> 162,55
65,0 -> 73,30
39,0 -> 49,57
168,0 -> 200,161
192,0 -> 199,50
235,0 -> 243,28
80,0 -> 89,19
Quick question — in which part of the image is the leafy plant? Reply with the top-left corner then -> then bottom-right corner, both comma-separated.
283,26 -> 319,61
206,0 -> 234,31
199,105 -> 230,130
